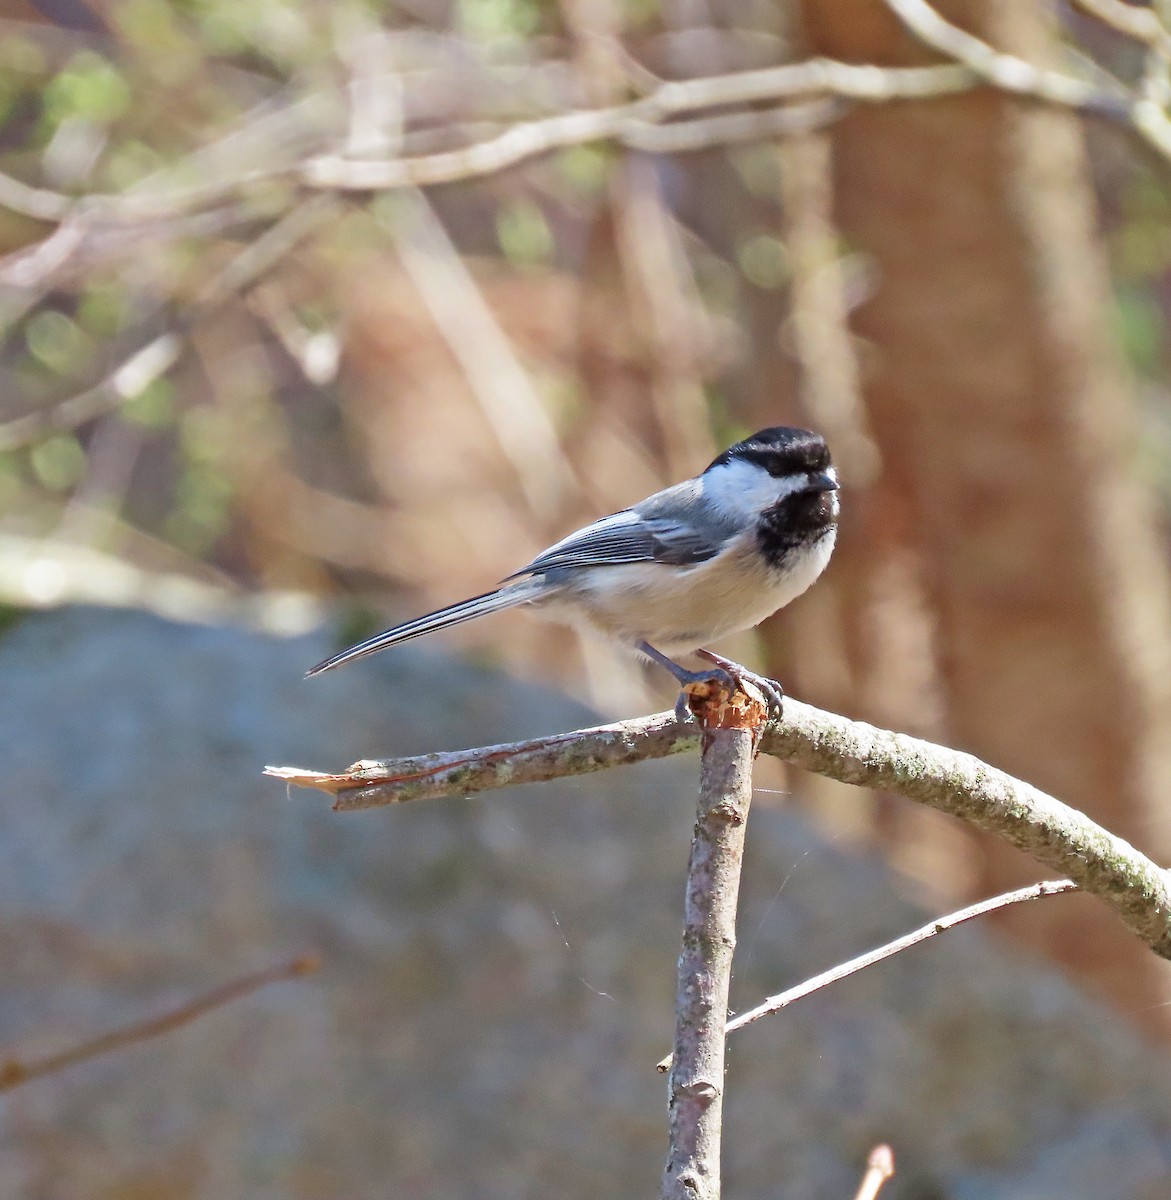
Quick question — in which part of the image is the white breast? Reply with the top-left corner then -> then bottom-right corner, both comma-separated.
541,525 -> 836,656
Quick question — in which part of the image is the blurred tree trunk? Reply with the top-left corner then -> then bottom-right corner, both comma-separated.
798,0 -> 1171,1035
764,129 -> 956,865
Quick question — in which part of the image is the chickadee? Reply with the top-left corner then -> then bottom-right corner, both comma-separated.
308,426 -> 839,718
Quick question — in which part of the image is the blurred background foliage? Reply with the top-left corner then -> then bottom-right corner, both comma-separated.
0,0 -> 819,669
5,0 -> 1171,1038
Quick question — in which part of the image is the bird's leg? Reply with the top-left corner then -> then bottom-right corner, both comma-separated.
636,641 -> 780,723
694,648 -> 784,719
636,641 -> 735,721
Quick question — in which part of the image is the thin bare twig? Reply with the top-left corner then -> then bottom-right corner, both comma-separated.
387,188 -> 576,512
266,710 -> 695,803
248,284 -> 341,386
725,879 -> 1076,1035
0,19 -> 1148,315
0,330 -> 180,453
612,154 -> 717,478
0,59 -> 973,238
0,200 -> 253,307
777,130 -> 877,483
623,96 -> 848,153
0,167 -> 73,223
6,0 -> 1171,307
853,1145 -> 896,1200
881,0 -> 1171,158
0,953 -> 319,1093
0,196 -> 337,452
883,0 -> 1126,109
299,59 -> 978,192
1072,0 -> 1171,55
266,698 -> 1171,960
1144,0 -> 1171,109
654,878 -> 1076,1070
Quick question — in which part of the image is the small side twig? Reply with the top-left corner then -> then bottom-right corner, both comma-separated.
0,196 -> 336,452
853,1145 -> 896,1200
883,0 -> 1127,112
654,879 -> 1076,1071
0,167 -> 73,223
266,711 -> 696,807
724,879 -> 1075,1037
1073,0 -> 1171,54
387,188 -> 575,512
880,0 -> 1171,160
299,60 -> 978,192
0,953 -> 319,1093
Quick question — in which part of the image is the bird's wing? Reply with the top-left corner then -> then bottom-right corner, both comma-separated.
506,485 -> 733,578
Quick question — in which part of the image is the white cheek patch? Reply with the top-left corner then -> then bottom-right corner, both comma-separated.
701,457 -> 812,519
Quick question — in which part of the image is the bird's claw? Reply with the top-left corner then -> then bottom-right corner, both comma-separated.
638,639 -> 783,724
694,650 -> 784,721
739,669 -> 785,719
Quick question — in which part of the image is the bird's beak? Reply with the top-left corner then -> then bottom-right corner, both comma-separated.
806,470 -> 839,493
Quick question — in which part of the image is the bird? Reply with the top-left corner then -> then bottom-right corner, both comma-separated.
307,425 -> 839,720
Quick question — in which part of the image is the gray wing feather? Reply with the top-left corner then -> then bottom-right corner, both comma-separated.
505,480 -> 737,578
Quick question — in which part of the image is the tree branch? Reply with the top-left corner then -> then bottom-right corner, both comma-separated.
661,717 -> 759,1200
1072,0 -> 1171,55
883,0 -> 1124,110
4,3 -> 1163,316
655,878 -> 1078,1071
266,710 -> 696,805
0,953 -> 319,1093
0,168 -> 73,223
297,59 -> 976,192
266,697 -> 1171,959
761,703 -> 1171,958
881,0 -> 1171,157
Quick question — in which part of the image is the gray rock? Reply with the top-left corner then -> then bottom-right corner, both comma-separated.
0,606 -> 1168,1199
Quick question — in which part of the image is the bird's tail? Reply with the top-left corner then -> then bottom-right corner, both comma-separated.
305,581 -> 543,677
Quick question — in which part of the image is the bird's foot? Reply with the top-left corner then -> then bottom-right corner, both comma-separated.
638,641 -> 782,725
670,667 -> 739,723
694,649 -> 784,720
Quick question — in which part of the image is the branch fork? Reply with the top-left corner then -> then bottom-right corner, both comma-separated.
267,684 -> 1171,1197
